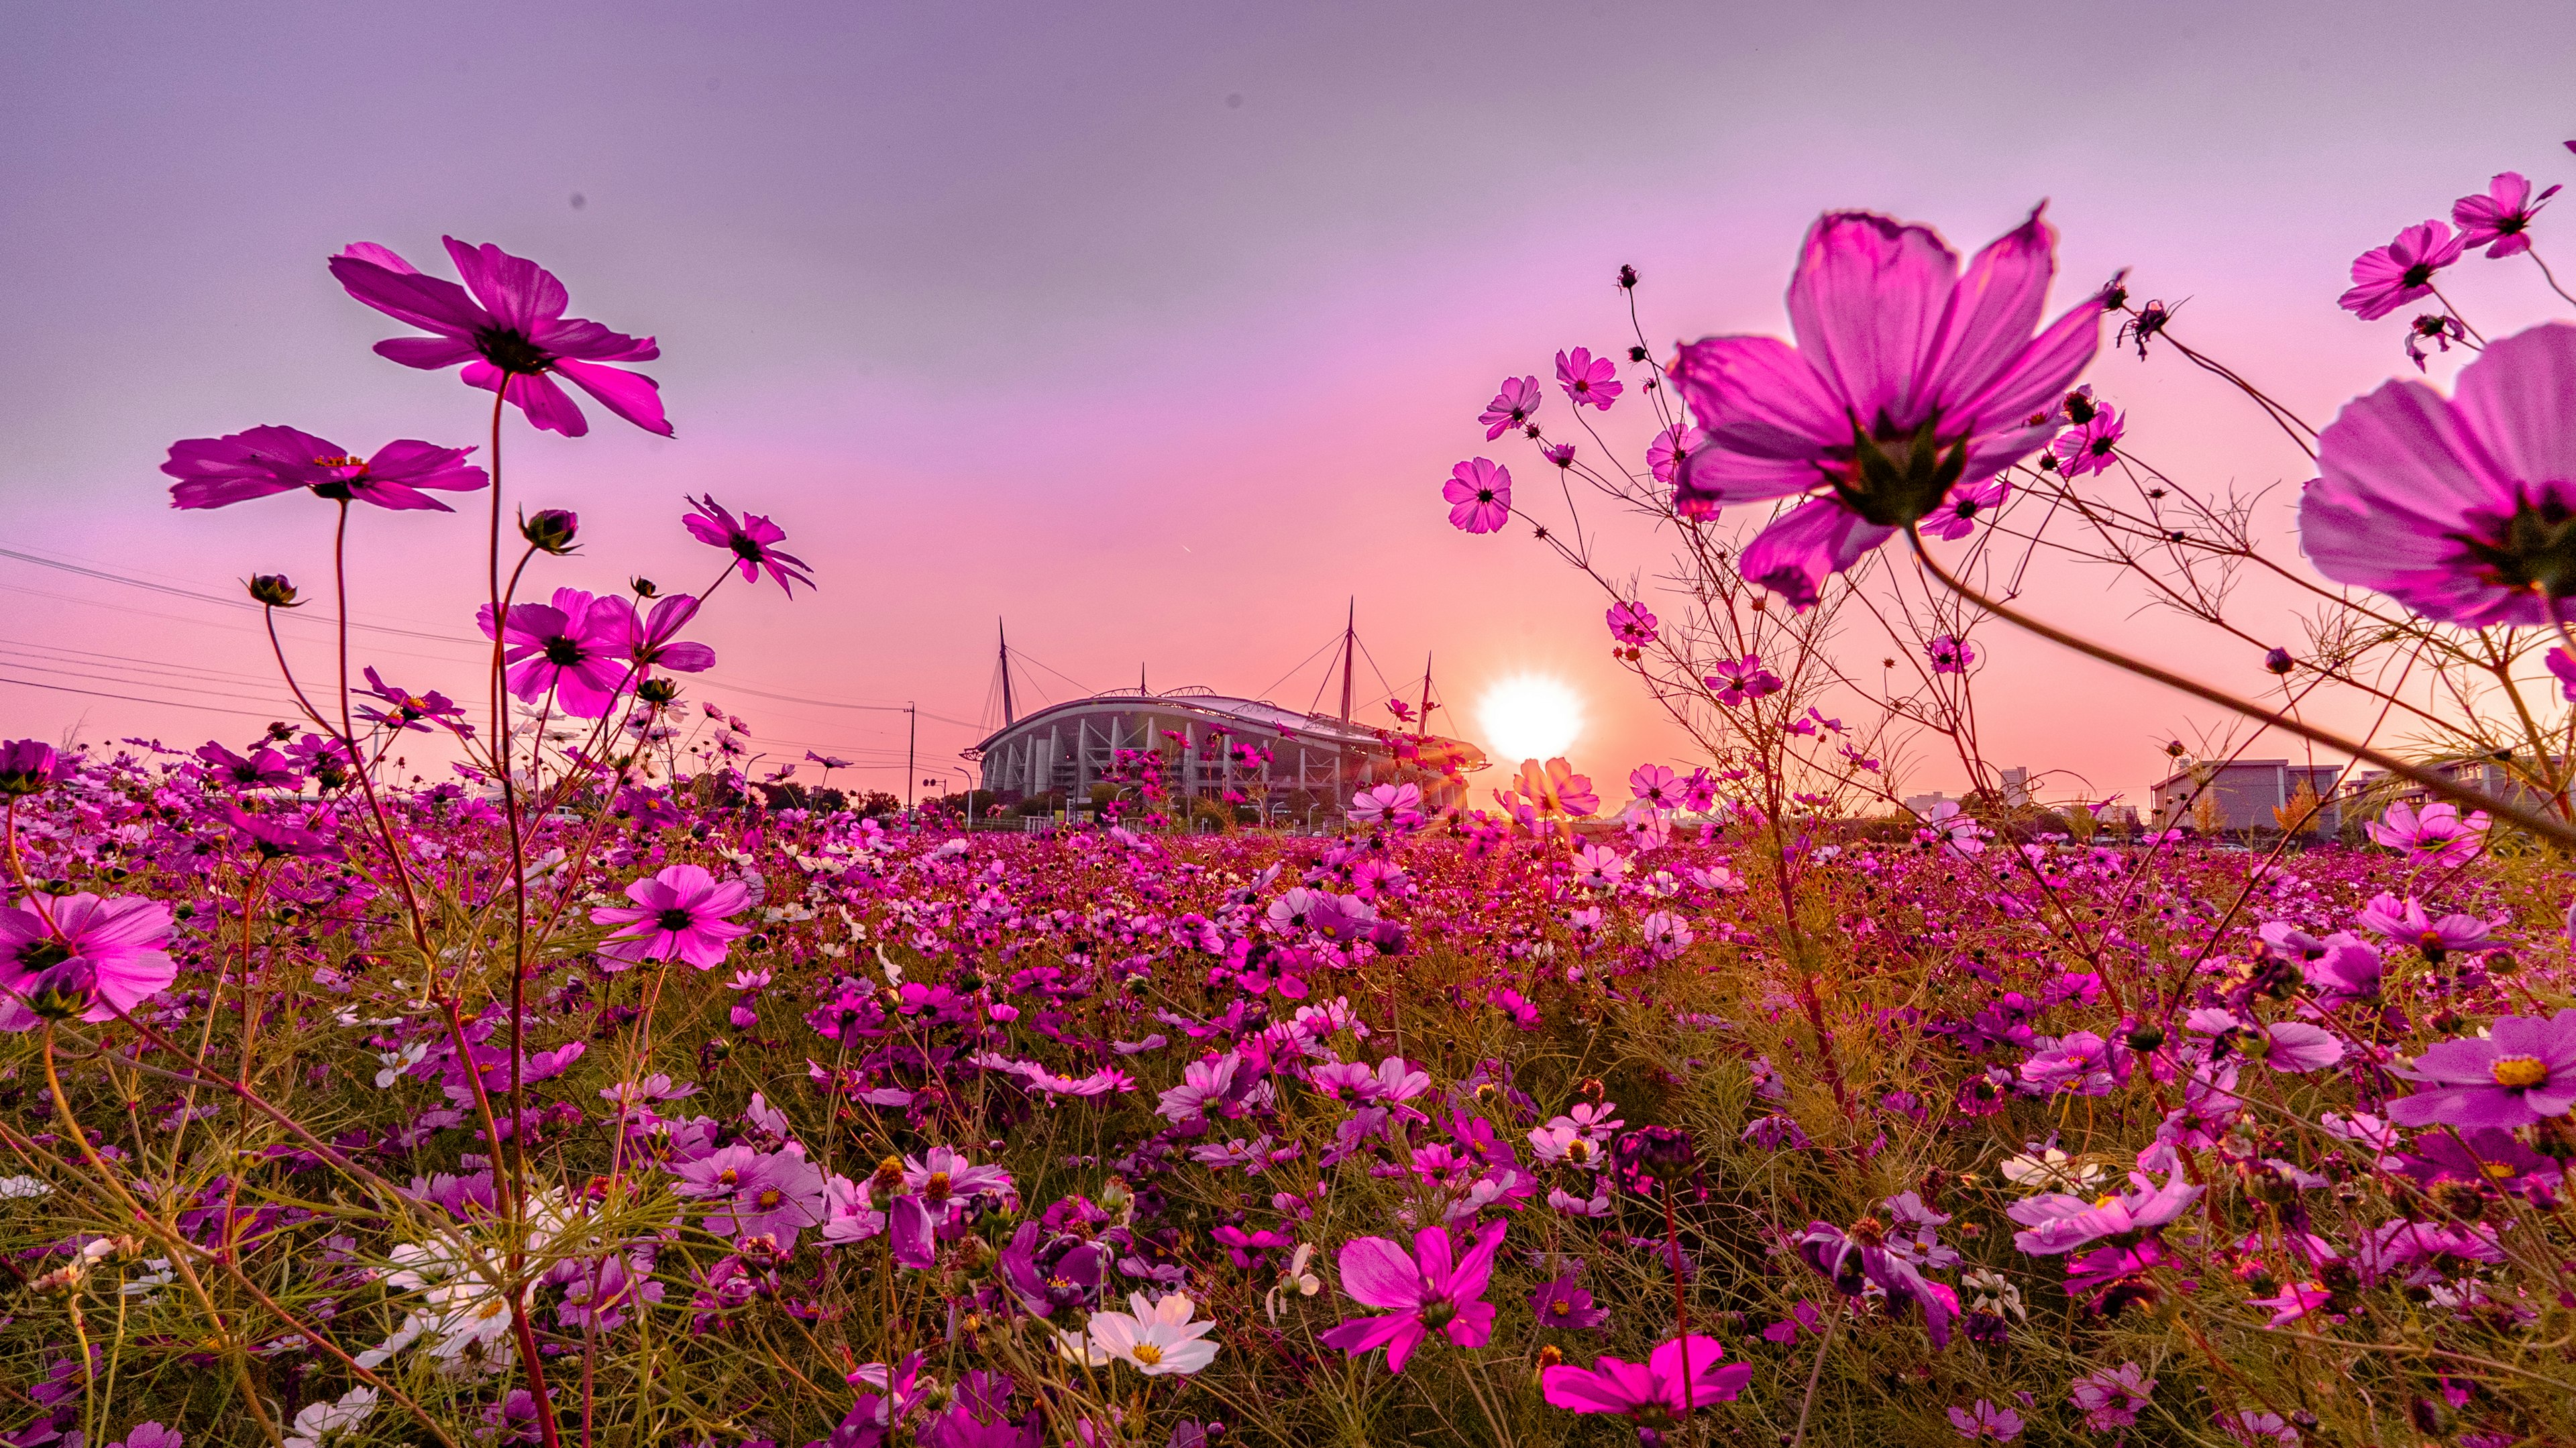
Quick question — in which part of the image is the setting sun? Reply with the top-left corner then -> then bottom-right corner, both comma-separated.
1474,673 -> 1584,765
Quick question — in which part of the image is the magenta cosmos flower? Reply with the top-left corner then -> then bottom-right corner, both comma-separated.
684,496 -> 814,595
2362,801 -> 2489,865
1316,1219 -> 1505,1373
330,238 -> 670,439
2298,325 -> 2576,626
1541,1333 -> 1752,1429
479,588 -> 636,717
1668,207 -> 2104,608
2387,1009 -> 2576,1129
2453,173 -> 2559,259
2339,220 -> 2466,321
164,426 -> 486,512
590,863 -> 752,969
1606,601 -> 1658,647
1556,347 -> 1621,411
1479,376 -> 1542,439
0,893 -> 177,1025
674,1144 -> 828,1247
1443,459 -> 1511,535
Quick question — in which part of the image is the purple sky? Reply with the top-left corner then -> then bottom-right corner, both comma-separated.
7,1 -> 2574,802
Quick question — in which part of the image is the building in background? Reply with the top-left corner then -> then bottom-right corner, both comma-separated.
966,687 -> 1484,820
2150,759 -> 2344,835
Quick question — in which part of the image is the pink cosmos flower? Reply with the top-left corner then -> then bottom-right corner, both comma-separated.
1315,1219 -> 1505,1373
330,238 -> 669,438
2006,1167 -> 2204,1255
684,496 -> 814,596
356,668 -> 472,736
2070,1362 -> 2155,1431
2387,1009 -> 2576,1129
616,594 -> 718,678
2300,324 -> 2576,624
590,864 -> 752,969
164,427 -> 486,512
1555,347 -> 1621,411
1443,459 -> 1512,534
902,1145 -> 1014,1226
1479,376 -> 1542,439
1947,1400 -> 2024,1442
1926,634 -> 1975,673
1920,474 -> 2006,541
2339,220 -> 2467,321
195,742 -> 301,791
2355,891 -> 2491,960
674,1144 -> 828,1248
2050,402 -> 2123,478
1606,601 -> 1658,647
1648,423 -> 1708,488
1347,783 -> 1426,830
479,588 -> 635,718
2361,801 -> 2489,865
2453,173 -> 2560,258
1668,207 -> 2103,608
1703,656 -> 1782,707
2549,647 -> 2576,700
1540,1333 -> 1752,1427
1629,763 -> 1680,810
0,893 -> 178,1026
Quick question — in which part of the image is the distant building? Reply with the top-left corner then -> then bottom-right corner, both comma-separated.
2150,759 -> 2344,834
966,688 -> 1485,818
1901,791 -> 1955,818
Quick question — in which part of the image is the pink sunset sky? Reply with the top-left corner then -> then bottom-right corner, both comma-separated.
5,1 -> 2574,804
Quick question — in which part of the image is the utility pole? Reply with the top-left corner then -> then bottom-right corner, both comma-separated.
1418,652 -> 1434,736
1338,598 -> 1355,725
904,703 -> 916,813
998,619 -> 1016,726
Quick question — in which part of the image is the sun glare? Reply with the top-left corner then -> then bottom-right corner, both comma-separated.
1475,674 -> 1584,765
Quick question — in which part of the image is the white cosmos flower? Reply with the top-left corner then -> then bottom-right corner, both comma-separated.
282,1386 -> 378,1448
1067,1291 -> 1220,1376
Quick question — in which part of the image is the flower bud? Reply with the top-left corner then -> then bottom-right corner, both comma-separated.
631,576 -> 660,598
247,574 -> 301,608
2124,1023 -> 2165,1053
1616,264 -> 1638,290
2263,647 -> 2294,675
520,508 -> 580,555
637,679 -> 680,705
0,740 -> 60,797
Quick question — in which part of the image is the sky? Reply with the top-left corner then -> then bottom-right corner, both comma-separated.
5,1 -> 2574,805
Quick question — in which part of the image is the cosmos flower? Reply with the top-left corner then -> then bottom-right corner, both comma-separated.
223,804 -> 345,860
480,588 -> 636,718
1947,1400 -> 2024,1442
615,593 -> 718,677
1920,474 -> 2006,541
1479,376 -> 1542,439
2339,220 -> 2467,320
2050,402 -> 2123,478
1316,1219 -> 1507,1373
164,427 -> 487,512
2006,1167 -> 2204,1256
2299,325 -> 2576,626
590,863 -> 753,969
1629,764 -> 1680,810
1540,1334 -> 1752,1426
1668,207 -> 2103,608
0,893 -> 177,1026
330,238 -> 669,438
1648,423 -> 1708,490
194,742 -> 301,791
355,667 -> 472,735
2069,1362 -> 2157,1431
1606,601 -> 1659,647
2386,1009 -> 2576,1129
1529,1271 -> 1610,1331
2452,173 -> 2559,259
1703,655 -> 1783,707
673,1145 -> 828,1248
1442,459 -> 1512,534
0,740 -> 58,797
1556,347 -> 1621,411
1060,1292 -> 1221,1376
2355,892 -> 2491,961
684,496 -> 815,596
1926,634 -> 1975,673
1796,1216 -> 1958,1347
1347,782 -> 1426,830
2361,801 -> 2489,866
901,1145 -> 1014,1225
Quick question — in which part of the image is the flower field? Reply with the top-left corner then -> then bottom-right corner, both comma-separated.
11,150 -> 2576,1448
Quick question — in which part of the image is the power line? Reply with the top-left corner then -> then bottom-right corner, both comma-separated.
0,673 -> 290,722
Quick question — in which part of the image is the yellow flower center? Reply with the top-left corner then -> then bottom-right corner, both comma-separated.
2491,1056 -> 2550,1090
1131,1342 -> 1163,1366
